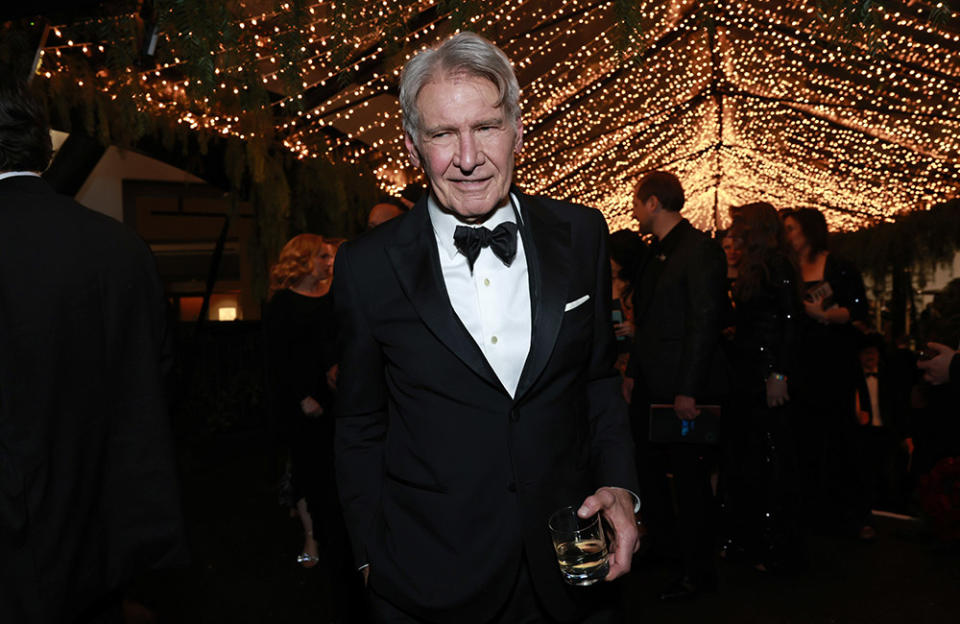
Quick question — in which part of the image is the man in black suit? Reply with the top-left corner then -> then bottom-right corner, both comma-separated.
0,75 -> 186,622
854,333 -> 913,521
333,32 -> 639,623
622,171 -> 727,600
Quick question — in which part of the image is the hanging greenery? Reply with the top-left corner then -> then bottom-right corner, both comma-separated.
831,199 -> 960,288
3,0 -> 383,299
816,0 -> 954,47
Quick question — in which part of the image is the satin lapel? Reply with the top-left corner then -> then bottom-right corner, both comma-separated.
385,200 -> 505,393
514,193 -> 571,402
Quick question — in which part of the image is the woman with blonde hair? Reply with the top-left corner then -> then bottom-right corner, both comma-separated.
263,233 -> 337,568
268,233 -> 333,299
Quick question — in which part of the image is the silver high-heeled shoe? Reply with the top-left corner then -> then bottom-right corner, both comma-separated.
297,552 -> 320,568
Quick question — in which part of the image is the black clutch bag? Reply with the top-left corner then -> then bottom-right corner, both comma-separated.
648,404 -> 721,445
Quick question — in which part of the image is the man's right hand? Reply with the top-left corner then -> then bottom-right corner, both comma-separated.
622,377 -> 634,404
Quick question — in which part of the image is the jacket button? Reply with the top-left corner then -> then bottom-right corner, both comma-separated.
509,409 -> 519,422
507,481 -> 516,492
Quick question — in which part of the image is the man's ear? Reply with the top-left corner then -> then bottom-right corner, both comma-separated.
513,117 -> 524,153
404,132 -> 422,168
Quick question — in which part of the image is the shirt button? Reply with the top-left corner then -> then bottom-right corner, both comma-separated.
491,336 -> 498,344
483,278 -> 490,286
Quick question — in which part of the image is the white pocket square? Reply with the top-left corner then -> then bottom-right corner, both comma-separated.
564,294 -> 590,312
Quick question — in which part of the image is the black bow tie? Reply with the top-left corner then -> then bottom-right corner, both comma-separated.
453,222 -> 519,271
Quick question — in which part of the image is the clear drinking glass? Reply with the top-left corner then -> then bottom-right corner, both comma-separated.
548,506 -> 609,586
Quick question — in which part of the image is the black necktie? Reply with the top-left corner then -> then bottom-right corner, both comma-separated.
453,222 -> 519,271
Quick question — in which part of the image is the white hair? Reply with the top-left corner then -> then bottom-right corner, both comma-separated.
399,32 -> 521,142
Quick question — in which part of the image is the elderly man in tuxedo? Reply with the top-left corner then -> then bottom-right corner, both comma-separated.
333,32 -> 639,623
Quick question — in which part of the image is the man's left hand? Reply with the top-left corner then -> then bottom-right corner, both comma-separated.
674,394 -> 699,420
578,487 -> 640,582
918,342 -> 956,386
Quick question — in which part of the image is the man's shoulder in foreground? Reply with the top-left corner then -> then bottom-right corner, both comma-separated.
2,176 -> 143,240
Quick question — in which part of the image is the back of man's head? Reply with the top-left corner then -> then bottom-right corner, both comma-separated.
367,200 -> 406,229
0,72 -> 53,172
635,171 -> 685,213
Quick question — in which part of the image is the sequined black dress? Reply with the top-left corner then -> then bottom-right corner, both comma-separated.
724,252 -> 804,569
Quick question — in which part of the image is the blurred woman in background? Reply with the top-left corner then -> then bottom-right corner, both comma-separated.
263,234 -> 337,568
722,229 -> 743,285
724,202 -> 804,572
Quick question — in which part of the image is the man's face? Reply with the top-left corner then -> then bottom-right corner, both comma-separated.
404,74 -> 522,221
632,194 -> 657,234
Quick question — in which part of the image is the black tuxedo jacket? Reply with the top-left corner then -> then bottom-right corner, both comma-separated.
627,219 -> 728,404
0,176 -> 186,623
332,190 -> 637,623
856,367 -> 911,439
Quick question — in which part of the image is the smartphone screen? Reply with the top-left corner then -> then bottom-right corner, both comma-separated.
611,299 -> 625,340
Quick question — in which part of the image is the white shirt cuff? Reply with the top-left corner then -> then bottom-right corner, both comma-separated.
608,486 -> 642,514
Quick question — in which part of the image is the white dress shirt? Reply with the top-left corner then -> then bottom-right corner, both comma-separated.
428,193 -> 531,398
426,193 -> 642,518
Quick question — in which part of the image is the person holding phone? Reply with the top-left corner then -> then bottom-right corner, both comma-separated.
782,208 -> 870,539
609,230 -> 643,374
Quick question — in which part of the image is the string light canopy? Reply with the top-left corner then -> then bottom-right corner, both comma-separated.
31,0 -> 960,232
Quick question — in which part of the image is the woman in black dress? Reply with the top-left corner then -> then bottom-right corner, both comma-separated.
263,233 -> 337,567
724,203 -> 804,571
782,208 -> 871,538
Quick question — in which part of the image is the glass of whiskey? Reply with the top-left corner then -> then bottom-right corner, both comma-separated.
548,505 -> 609,586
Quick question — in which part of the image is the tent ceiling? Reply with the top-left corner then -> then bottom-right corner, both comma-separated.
35,0 -> 960,231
